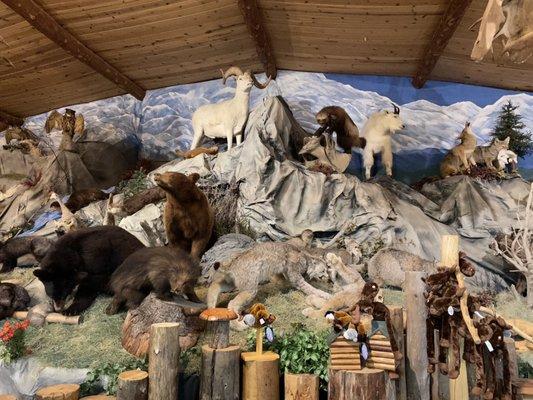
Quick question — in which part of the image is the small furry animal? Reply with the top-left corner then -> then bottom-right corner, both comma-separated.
242,303 -> 276,327
154,172 -> 214,259
367,248 -> 437,289
65,189 -> 108,213
473,137 -> 510,169
286,229 -> 314,248
440,122 -> 478,177
0,236 -> 53,272
106,246 -> 201,314
206,242 -> 331,323
361,105 -> 405,179
175,146 -> 219,159
0,282 -> 30,319
314,106 -> 365,153
3,126 -> 38,144
497,149 -> 518,172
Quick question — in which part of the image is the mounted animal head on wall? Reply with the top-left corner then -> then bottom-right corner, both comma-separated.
220,66 -> 271,92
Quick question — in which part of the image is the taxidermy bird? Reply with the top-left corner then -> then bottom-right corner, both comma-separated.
45,109 -> 85,151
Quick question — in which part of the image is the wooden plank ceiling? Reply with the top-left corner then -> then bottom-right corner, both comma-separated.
0,0 -> 531,122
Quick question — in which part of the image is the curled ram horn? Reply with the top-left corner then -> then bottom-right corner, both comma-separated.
248,70 -> 272,89
220,66 -> 244,85
392,103 -> 400,115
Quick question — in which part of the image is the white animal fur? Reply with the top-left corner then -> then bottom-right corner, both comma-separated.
361,106 -> 405,179
497,149 -> 518,170
190,67 -> 270,151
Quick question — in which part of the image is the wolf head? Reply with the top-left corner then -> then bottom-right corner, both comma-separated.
491,136 -> 510,151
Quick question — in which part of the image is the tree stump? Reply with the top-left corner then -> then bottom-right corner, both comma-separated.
117,370 -> 148,400
242,351 -> 280,400
285,373 -> 319,400
200,345 -> 241,399
36,384 -> 80,400
148,322 -> 180,400
0,395 -> 17,400
328,368 -> 395,400
121,293 -> 205,357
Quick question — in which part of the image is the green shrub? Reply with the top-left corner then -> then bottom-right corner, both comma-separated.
117,169 -> 148,200
80,358 -> 148,396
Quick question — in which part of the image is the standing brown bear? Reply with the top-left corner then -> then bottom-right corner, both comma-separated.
154,171 -> 214,259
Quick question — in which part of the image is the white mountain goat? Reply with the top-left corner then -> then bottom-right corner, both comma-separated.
361,104 -> 405,180
190,66 -> 271,151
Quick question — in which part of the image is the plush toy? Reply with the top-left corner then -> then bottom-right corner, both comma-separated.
324,310 -> 352,333
242,303 -> 276,328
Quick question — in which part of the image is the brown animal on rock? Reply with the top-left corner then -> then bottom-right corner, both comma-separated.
175,146 -> 218,159
0,236 -> 53,272
154,171 -> 214,259
106,246 -> 201,315
314,106 -> 365,153
0,282 -> 31,319
440,122 -> 478,177
65,188 -> 108,213
4,126 -> 38,144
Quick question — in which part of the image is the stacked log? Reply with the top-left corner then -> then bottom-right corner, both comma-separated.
367,334 -> 396,372
329,336 -> 361,371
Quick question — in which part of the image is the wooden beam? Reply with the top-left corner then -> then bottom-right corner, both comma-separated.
412,0 -> 474,89
238,0 -> 278,79
0,109 -> 23,127
1,0 -> 146,100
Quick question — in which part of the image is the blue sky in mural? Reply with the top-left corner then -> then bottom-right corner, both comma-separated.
325,74 -> 528,107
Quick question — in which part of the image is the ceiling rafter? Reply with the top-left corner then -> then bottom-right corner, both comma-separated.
1,0 -> 146,100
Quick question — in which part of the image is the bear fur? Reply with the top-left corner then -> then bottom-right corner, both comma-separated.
33,226 -> 145,315
154,172 -> 214,259
314,106 -> 366,153
0,282 -> 30,319
65,188 -> 108,212
106,246 -> 200,315
0,236 -> 53,272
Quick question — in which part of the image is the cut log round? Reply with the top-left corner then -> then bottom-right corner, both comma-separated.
36,384 -> 80,400
200,345 -> 240,400
121,293 -> 205,357
328,368 -> 395,400
0,395 -> 17,400
117,370 -> 148,400
285,373 -> 319,400
148,322 -> 180,400
242,351 -> 280,400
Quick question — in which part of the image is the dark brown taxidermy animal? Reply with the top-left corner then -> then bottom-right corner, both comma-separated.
0,282 -> 30,319
315,106 -> 366,153
0,236 -> 53,272
175,146 -> 218,159
106,246 -> 201,314
154,171 -> 214,259
65,188 -> 108,212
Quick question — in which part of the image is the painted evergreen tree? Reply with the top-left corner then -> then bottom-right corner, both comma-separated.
491,100 -> 532,157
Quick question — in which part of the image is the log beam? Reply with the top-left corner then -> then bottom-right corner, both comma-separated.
237,0 -> 277,79
412,0 -> 474,88
1,0 -> 146,100
0,109 -> 23,128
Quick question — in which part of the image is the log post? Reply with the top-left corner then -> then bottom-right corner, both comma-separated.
0,395 -> 17,400
285,373 -> 319,400
505,337 -> 520,395
390,306 -> 406,400
242,351 -> 280,400
117,370 -> 148,400
405,271 -> 430,400
35,384 -> 80,400
148,322 -> 180,400
328,368 -> 395,400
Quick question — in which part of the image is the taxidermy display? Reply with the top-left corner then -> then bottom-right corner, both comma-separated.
175,145 -> 218,159
473,136 -> 510,169
45,109 -> 85,151
0,235 -> 52,272
314,106 -> 365,153
0,282 -> 30,320
299,134 -> 351,173
361,104 -> 405,179
439,122 -> 478,177
3,139 -> 43,157
471,0 -> 533,63
497,148 -> 518,171
49,192 -> 83,236
65,188 -> 108,213
189,66 -> 271,151
241,303 -> 276,328
3,126 -> 38,144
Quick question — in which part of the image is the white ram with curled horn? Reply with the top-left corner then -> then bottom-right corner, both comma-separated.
190,66 -> 271,151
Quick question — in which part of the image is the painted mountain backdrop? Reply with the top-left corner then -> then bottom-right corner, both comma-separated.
22,71 -> 533,182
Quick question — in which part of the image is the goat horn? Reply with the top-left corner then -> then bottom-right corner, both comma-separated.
468,17 -> 482,31
220,66 -> 244,85
392,103 -> 400,114
249,70 -> 272,89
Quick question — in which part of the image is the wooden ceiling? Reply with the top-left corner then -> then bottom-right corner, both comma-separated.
0,0 -> 531,123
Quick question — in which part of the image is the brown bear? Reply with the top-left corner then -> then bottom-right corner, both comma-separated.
65,188 -> 108,212
0,236 -> 53,272
154,171 -> 214,259
106,246 -> 201,314
33,226 -> 145,315
0,282 -> 30,320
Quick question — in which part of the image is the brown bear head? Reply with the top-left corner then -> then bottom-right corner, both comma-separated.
154,172 -> 201,202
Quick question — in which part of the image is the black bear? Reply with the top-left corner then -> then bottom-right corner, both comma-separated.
0,236 -> 53,272
106,246 -> 200,315
33,226 -> 145,316
0,282 -> 31,319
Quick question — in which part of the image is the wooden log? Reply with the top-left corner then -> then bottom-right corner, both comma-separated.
390,306 -> 406,400
122,293 -> 205,357
36,384 -> 80,400
12,311 -> 81,325
368,357 -> 396,365
148,322 -> 180,400
116,370 -> 148,400
330,348 -> 360,354
200,345 -> 240,400
242,351 -> 280,400
505,337 -> 520,393
405,271 -> 430,400
0,395 -> 17,400
369,345 -> 394,352
331,354 -> 362,360
369,351 -> 395,359
365,362 -> 397,372
328,368 -> 395,400
80,396 -> 116,399
285,373 -> 319,400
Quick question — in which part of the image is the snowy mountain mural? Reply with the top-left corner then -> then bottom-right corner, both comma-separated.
22,71 -> 533,182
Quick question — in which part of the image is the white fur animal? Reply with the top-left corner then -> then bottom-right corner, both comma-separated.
49,192 -> 82,235
361,105 -> 405,179
497,149 -> 519,171
190,67 -> 271,151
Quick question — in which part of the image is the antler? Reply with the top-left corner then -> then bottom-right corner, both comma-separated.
220,66 -> 244,85
248,70 -> 272,89
392,103 -> 400,114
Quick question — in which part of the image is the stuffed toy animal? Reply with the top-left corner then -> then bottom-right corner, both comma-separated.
242,303 -> 276,328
